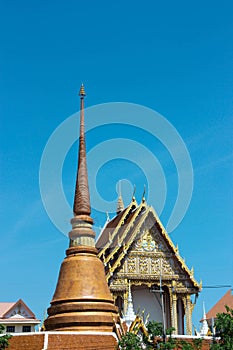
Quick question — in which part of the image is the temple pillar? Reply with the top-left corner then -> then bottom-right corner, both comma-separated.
185,294 -> 192,335
169,288 -> 178,333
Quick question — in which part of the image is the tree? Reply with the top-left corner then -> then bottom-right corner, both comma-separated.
117,320 -> 205,350
145,322 -> 176,349
0,324 -> 11,350
210,305 -> 233,350
117,331 -> 144,350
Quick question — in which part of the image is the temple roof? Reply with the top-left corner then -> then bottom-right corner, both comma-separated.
206,289 -> 233,320
96,198 -> 200,288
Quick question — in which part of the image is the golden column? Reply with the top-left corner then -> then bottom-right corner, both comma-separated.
185,294 -> 192,335
169,286 -> 178,333
44,85 -> 119,332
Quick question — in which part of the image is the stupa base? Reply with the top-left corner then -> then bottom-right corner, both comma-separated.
8,331 -> 118,350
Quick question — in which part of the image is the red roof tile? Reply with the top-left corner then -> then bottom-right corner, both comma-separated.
0,303 -> 15,317
206,289 -> 233,320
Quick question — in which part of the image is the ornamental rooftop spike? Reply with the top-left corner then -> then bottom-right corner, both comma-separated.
116,181 -> 124,214
73,83 -> 90,217
79,83 -> 86,97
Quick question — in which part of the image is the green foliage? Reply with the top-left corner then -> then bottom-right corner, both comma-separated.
147,321 -> 164,337
145,321 -> 176,349
117,331 -> 144,350
116,319 -> 212,350
210,306 -> 233,350
0,324 -> 11,350
166,327 -> 176,337
178,340 -> 194,350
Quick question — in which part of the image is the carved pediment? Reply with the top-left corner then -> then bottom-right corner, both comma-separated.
132,225 -> 170,254
112,222 -> 188,281
99,203 -> 200,290
119,254 -> 185,278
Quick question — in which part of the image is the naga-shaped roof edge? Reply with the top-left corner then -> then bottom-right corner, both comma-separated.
97,201 -> 201,289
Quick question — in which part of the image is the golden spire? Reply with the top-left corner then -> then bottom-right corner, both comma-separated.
73,83 -> 91,216
116,180 -> 124,214
79,83 -> 86,97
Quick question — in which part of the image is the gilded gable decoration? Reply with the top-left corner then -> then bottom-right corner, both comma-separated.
97,198 -> 201,336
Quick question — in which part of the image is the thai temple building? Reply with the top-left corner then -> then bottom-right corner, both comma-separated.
7,86 -> 203,349
96,191 -> 201,335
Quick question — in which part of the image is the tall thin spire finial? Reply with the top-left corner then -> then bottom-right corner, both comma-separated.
116,180 -> 124,214
73,83 -> 91,216
142,184 -> 146,203
79,83 -> 86,97
132,185 -> 136,201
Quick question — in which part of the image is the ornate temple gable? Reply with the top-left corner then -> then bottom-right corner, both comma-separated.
102,204 -> 200,293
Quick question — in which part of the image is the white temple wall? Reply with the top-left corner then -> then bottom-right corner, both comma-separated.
132,286 -> 164,323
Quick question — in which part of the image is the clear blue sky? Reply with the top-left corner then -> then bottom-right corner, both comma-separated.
0,0 -> 232,331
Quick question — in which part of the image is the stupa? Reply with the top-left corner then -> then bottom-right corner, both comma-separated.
44,84 -> 119,332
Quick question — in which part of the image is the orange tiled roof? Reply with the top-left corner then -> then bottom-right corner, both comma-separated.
0,299 -> 40,323
206,289 -> 233,320
0,303 -> 15,317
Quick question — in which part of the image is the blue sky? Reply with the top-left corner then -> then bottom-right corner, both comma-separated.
0,0 -> 232,331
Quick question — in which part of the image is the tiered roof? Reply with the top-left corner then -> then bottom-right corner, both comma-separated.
97,197 -> 200,289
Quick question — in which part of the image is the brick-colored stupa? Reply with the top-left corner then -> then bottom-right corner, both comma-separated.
7,86 -> 119,350
44,84 -> 119,332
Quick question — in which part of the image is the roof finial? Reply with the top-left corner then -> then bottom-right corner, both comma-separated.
79,83 -> 86,97
142,185 -> 146,203
73,83 -> 91,216
132,185 -> 136,202
116,180 -> 124,214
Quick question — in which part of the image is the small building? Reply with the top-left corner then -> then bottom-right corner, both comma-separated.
0,299 -> 40,333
